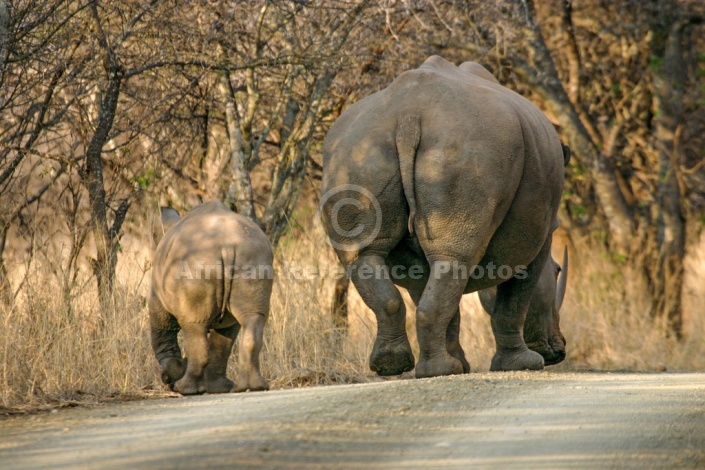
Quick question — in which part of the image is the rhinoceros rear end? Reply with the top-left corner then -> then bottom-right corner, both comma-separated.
149,201 -> 273,395
321,56 -> 568,378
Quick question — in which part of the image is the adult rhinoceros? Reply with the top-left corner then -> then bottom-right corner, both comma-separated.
149,201 -> 273,395
321,56 -> 569,378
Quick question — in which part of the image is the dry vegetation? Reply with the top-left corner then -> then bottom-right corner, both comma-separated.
554,233 -> 705,372
2,1 -> 705,414
2,209 -> 704,414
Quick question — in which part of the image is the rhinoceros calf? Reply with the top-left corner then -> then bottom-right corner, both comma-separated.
322,56 -> 569,378
149,201 -> 273,395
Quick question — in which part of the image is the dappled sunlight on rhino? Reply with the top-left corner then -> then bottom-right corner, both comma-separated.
149,201 -> 273,395
321,56 -> 570,378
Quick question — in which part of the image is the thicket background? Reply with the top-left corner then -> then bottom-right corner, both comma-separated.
1,0 -> 704,413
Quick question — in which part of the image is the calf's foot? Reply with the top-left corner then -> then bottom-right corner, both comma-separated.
234,374 -> 269,393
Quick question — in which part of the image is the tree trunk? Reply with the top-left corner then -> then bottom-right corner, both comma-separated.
217,71 -> 256,221
260,6 -> 364,246
262,70 -> 338,246
84,70 -> 122,309
648,13 -> 692,337
0,224 -> 11,305
559,0 -> 581,105
0,0 -> 8,74
519,0 -> 636,256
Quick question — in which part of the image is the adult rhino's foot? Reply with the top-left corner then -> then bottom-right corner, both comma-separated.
415,353 -> 463,378
173,375 -> 206,395
527,339 -> 566,366
448,345 -> 471,373
234,374 -> 269,393
370,337 -> 415,376
205,376 -> 235,394
491,348 -> 544,371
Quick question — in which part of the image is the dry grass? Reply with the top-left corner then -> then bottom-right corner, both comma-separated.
1,221 -> 704,414
555,232 -> 705,372
258,226 -> 375,389
0,271 -> 162,414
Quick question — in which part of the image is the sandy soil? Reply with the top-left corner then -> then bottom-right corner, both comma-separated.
1,372 -> 704,469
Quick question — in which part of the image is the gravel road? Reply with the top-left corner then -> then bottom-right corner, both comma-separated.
2,372 -> 704,469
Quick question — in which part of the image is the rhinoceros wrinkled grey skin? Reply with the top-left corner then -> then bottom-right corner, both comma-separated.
321,56 -> 569,378
149,201 -> 273,395
479,246 -> 569,367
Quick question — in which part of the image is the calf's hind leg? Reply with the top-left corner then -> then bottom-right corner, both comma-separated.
229,278 -> 271,393
173,323 -> 209,395
233,313 -> 268,392
204,323 -> 240,393
148,292 -> 186,389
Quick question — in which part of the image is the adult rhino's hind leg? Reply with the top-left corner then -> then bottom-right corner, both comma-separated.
409,289 -> 469,374
490,239 -> 550,371
446,308 -> 471,373
204,323 -> 239,393
414,260 -> 469,378
173,323 -> 209,395
352,254 -> 415,376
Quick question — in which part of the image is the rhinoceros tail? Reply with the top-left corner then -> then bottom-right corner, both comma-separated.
396,116 -> 421,235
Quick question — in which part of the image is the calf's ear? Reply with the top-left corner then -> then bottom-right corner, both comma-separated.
152,207 -> 180,247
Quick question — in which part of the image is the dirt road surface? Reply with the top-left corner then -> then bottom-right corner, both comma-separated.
2,372 -> 704,469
